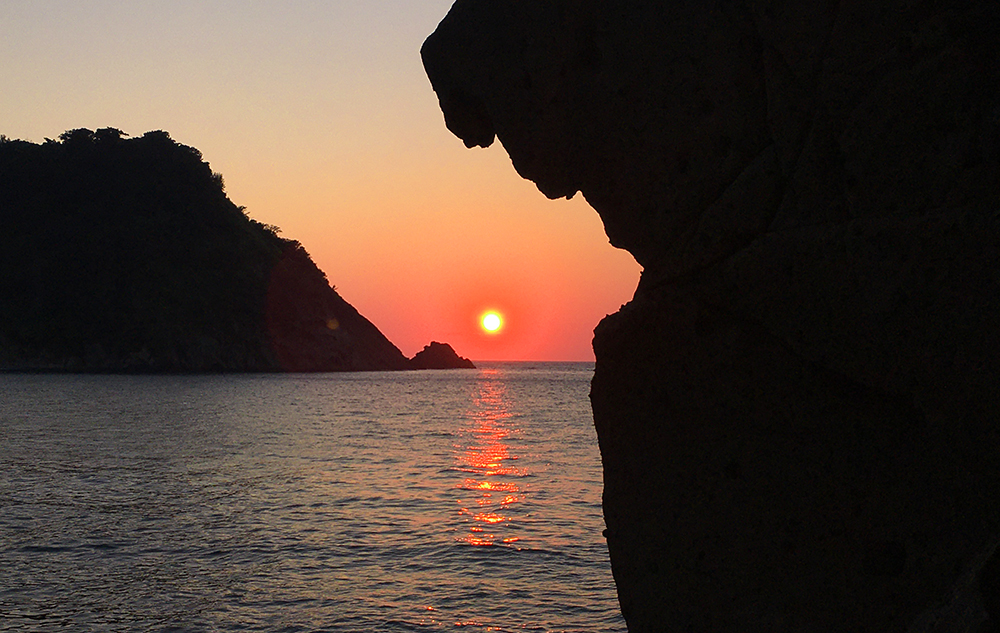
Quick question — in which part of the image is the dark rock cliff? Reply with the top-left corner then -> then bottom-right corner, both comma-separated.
0,129 -> 410,372
423,2 -> 1000,631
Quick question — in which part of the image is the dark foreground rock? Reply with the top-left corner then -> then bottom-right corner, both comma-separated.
424,2 -> 1000,631
0,129 -> 410,372
409,341 -> 475,369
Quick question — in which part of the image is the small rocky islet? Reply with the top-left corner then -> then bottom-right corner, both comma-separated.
0,128 -> 472,372
410,341 -> 475,369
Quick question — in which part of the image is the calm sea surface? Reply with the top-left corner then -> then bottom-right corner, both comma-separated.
0,363 -> 624,632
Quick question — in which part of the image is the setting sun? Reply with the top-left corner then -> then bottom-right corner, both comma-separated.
482,312 -> 503,333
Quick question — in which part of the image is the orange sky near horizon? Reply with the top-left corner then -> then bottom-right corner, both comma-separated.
0,1 -> 641,361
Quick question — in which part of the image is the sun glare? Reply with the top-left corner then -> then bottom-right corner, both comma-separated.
481,312 -> 502,333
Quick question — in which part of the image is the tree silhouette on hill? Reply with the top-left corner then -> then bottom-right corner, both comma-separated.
0,128 -> 409,372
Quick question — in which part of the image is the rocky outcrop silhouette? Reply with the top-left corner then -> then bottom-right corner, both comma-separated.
409,341 -> 475,369
423,2 -> 1000,631
0,128 -> 410,372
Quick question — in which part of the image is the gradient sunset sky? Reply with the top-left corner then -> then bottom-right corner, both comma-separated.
1,1 -> 640,361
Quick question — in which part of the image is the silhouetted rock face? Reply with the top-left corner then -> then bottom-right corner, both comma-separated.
0,129 -> 410,373
424,2 -> 1000,631
263,242 -> 411,372
409,341 -> 475,369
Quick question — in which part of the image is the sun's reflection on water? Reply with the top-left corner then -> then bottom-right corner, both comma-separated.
455,368 -> 525,546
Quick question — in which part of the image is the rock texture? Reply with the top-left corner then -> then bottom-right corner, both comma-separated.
0,129 -> 410,373
409,341 -> 476,369
423,2 -> 1000,631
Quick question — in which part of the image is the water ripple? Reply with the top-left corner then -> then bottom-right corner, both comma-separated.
0,364 -> 623,632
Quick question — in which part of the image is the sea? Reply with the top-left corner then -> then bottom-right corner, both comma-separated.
0,362 -> 626,632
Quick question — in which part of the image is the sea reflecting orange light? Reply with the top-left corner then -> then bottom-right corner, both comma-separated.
474,512 -> 507,524
454,369 -> 526,547
460,479 -> 520,493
